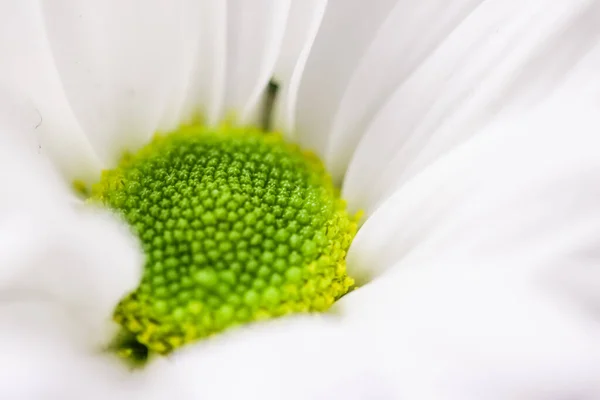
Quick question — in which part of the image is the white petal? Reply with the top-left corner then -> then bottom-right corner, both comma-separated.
347,86 -> 600,283
0,0 -> 101,182
40,0 -> 188,165
338,265 -> 600,399
345,79 -> 600,395
324,0 -> 486,181
293,0 -> 400,156
343,0 -> 598,211
0,207 -> 143,347
0,127 -> 150,392
0,121 -> 142,346
343,91 -> 600,397
175,0 -> 227,127
0,302 -> 151,400
0,89 -> 70,209
271,0 -> 328,137
222,0 -> 291,123
146,316 -> 394,400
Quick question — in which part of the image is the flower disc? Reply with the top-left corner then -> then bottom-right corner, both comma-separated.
90,125 -> 358,358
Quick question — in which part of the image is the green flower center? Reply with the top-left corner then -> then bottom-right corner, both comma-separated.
88,124 -> 358,362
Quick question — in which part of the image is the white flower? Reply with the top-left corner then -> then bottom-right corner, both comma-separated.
1,0 -> 600,399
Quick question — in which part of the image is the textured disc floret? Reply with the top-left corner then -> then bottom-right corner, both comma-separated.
90,124 -> 358,358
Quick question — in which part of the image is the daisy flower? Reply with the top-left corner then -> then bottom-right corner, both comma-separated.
1,0 -> 600,399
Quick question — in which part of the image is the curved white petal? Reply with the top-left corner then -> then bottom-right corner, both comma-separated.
293,0 -> 400,156
222,0 -> 291,123
0,121 -> 142,347
40,0 -> 188,165
0,89 -> 70,209
271,0 -> 328,137
174,0 -> 227,127
338,265 -> 600,399
146,316 -> 394,400
347,85 -> 600,282
343,0 -> 598,211
340,50 -> 600,396
0,207 -> 143,347
342,91 -> 600,395
324,0 -> 485,181
0,0 -> 101,182
0,302 -> 158,400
